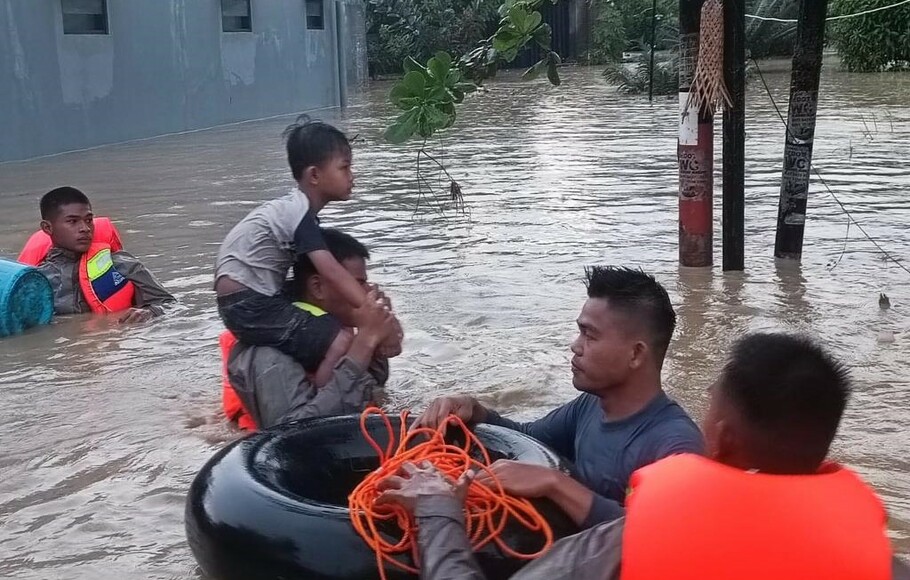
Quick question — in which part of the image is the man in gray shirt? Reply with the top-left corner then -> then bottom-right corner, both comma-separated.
225,229 -> 397,429
415,267 -> 703,529
379,333 -> 910,579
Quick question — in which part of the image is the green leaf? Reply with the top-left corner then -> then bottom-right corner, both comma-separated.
427,56 -> 448,82
546,58 -> 561,86
434,51 -> 452,71
533,23 -> 552,50
403,56 -> 425,73
445,69 -> 462,86
508,6 -> 529,30
493,28 -> 520,52
522,58 -> 547,81
384,109 -> 419,144
401,70 -> 427,95
423,105 -> 450,128
525,11 -> 542,34
427,84 -> 450,102
389,84 -> 415,108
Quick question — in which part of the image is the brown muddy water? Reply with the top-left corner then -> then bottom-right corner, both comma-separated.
0,63 -> 908,578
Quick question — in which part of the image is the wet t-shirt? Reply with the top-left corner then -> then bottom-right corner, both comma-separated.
215,189 -> 326,296
485,391 -> 704,528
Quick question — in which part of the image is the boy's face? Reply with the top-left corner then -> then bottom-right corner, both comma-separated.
40,203 -> 95,254
308,151 -> 354,202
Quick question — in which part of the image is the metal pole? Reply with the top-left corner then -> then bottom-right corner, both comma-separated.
774,0 -> 828,260
335,0 -> 348,109
722,0 -> 745,271
649,0 -> 658,101
678,0 -> 713,267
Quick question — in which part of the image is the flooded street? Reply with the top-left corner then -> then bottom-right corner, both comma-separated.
0,62 -> 908,578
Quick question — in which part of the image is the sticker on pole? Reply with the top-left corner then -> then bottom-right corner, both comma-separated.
679,93 -> 698,146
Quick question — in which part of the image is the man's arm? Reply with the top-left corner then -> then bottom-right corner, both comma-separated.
415,496 -> 624,580
416,395 -> 585,458
379,464 -> 624,580
484,396 -> 587,459
414,496 -> 486,580
477,461 -> 623,528
111,251 -> 176,316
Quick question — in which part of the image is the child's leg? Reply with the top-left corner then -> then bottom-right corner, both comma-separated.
217,288 -> 341,372
311,328 -> 354,387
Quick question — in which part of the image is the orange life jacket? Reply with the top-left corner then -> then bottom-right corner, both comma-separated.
219,330 -> 257,431
18,218 -> 136,313
220,302 -> 332,431
621,453 -> 892,580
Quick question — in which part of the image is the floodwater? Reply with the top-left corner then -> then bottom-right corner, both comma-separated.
0,62 -> 908,578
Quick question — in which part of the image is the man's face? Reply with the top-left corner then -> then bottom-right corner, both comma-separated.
570,298 -> 640,393
41,203 -> 94,253
319,256 -> 368,323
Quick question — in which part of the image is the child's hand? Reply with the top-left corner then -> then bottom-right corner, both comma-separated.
356,289 -> 397,346
369,284 -> 403,358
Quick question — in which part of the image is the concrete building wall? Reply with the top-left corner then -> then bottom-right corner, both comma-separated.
0,0 -> 365,162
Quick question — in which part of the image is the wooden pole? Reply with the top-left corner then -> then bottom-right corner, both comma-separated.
722,0 -> 745,271
678,0 -> 713,267
649,0 -> 658,101
774,0 -> 828,261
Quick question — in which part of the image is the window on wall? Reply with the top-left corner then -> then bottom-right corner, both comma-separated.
61,0 -> 109,35
222,0 -> 252,32
306,0 -> 325,30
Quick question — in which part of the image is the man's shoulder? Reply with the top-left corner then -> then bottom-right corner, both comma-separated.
639,396 -> 705,456
110,249 -> 143,265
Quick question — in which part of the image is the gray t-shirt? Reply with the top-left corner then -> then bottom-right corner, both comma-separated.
214,189 -> 326,296
486,391 -> 704,527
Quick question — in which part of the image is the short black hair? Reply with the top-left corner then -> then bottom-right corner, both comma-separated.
294,228 -> 370,285
282,115 -> 351,181
585,266 -> 676,362
40,186 -> 91,220
719,333 -> 850,471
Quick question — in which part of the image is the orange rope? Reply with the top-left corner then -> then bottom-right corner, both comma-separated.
348,407 -> 554,579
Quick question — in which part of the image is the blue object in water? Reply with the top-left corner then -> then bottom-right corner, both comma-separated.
0,258 -> 54,338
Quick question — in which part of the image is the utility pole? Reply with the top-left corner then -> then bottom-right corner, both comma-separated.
678,0 -> 712,267
722,0 -> 745,270
649,0 -> 658,101
774,0 -> 828,261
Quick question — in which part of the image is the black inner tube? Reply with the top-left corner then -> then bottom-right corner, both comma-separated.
187,414 -> 579,580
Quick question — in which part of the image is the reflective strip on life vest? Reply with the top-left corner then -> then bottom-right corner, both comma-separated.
78,244 -> 135,313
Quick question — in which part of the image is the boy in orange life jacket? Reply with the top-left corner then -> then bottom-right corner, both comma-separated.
378,333 -> 909,579
214,115 -> 403,387
24,187 -> 175,322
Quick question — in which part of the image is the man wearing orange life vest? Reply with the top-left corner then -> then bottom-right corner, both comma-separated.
19,187 -> 175,322
378,333 -> 909,579
222,228 -> 398,430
